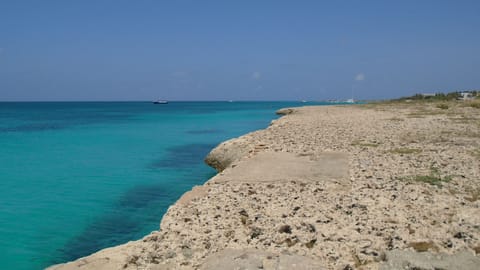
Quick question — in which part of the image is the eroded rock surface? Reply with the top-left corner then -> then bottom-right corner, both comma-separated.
380,250 -> 480,270
210,151 -> 349,184
200,249 -> 325,270
276,108 -> 297,115
204,136 -> 254,172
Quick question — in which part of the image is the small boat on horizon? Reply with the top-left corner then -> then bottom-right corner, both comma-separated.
153,100 -> 168,104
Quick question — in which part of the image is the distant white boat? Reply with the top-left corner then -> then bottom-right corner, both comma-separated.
153,100 -> 168,104
346,98 -> 355,103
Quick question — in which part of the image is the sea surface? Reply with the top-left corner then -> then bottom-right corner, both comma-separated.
0,101 -> 330,269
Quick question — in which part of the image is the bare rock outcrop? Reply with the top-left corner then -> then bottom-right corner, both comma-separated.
204,136 -> 254,172
275,108 -> 296,115
205,108 -> 298,172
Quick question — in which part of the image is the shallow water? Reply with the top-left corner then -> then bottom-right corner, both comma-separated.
0,101 -> 329,269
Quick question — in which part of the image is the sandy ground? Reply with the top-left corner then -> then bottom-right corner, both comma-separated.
49,102 -> 480,270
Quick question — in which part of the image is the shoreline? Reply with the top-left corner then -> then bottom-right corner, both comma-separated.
49,103 -> 479,269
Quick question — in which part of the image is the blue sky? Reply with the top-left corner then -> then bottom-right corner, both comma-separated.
1,1 -> 479,101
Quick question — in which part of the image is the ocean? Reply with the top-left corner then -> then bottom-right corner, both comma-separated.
0,101 -> 328,269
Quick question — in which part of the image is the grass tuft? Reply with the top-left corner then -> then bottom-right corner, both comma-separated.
412,175 -> 452,186
400,167 -> 453,187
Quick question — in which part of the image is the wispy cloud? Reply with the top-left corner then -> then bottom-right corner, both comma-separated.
252,71 -> 261,80
355,73 -> 365,81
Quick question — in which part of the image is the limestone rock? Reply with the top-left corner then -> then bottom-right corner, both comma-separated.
199,249 -> 325,270
276,108 -> 296,115
204,137 -> 253,172
380,250 -> 480,270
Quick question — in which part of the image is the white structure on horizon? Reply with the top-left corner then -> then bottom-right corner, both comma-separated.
458,92 -> 474,100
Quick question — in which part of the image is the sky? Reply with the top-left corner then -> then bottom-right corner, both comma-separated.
0,1 -> 479,101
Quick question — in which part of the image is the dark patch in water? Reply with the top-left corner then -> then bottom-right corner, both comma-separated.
59,214 -> 140,261
56,183 -> 171,262
117,184 -> 167,209
56,168 -> 217,264
0,112 -> 134,133
0,123 -> 67,133
186,129 -> 223,135
57,214 -> 140,261
0,103 -> 137,133
152,143 -> 216,169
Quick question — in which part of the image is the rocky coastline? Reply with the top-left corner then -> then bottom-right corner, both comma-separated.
49,102 -> 479,270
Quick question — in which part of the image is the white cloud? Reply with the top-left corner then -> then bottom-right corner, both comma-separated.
355,73 -> 365,81
252,71 -> 261,80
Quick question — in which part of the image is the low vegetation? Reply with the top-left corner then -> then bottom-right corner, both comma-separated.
449,114 -> 479,127
411,174 -> 452,186
394,91 -> 478,102
400,167 -> 453,187
406,109 -> 447,118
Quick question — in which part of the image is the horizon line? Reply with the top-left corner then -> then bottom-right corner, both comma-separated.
0,99 -> 369,103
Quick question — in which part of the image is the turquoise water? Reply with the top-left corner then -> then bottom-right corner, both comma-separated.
0,101 -> 328,269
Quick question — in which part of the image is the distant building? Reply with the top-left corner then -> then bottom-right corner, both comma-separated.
458,92 -> 474,100
421,93 -> 436,97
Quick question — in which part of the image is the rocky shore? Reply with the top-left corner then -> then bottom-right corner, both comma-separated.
49,102 -> 479,270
